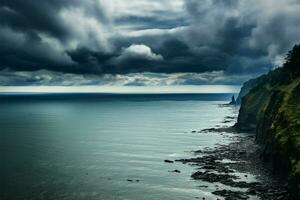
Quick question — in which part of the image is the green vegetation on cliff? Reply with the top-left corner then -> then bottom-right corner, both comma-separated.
236,44 -> 300,197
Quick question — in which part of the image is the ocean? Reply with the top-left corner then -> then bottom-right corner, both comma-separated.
0,93 -> 239,200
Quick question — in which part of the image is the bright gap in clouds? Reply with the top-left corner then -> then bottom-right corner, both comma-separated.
0,85 -> 240,94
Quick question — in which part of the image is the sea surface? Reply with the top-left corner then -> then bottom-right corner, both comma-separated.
0,93 -> 239,200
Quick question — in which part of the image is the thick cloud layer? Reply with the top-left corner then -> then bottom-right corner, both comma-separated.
0,0 -> 300,85
0,69 -> 252,86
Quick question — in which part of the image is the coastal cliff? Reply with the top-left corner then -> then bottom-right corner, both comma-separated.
236,45 -> 300,197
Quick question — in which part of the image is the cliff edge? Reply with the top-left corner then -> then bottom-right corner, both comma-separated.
235,44 -> 300,198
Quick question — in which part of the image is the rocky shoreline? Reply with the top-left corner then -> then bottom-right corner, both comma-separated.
173,119 -> 290,199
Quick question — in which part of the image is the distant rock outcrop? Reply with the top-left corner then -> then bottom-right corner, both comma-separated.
229,95 -> 236,105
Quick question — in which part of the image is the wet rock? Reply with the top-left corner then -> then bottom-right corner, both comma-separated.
178,121 -> 291,200
225,116 -> 236,120
127,179 -> 140,182
164,160 -> 174,163
247,189 -> 256,195
212,190 -> 249,200
193,150 -> 203,154
199,127 -> 237,133
202,165 -> 216,170
169,169 -> 181,173
276,195 -> 285,200
191,171 -> 238,183
222,120 -> 233,123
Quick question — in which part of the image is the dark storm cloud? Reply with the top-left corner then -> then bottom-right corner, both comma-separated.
66,48 -> 116,73
0,0 -> 300,85
0,0 -> 109,40
0,0 -> 70,40
183,0 -> 300,73
0,0 -> 74,72
115,15 -> 189,30
0,0 -> 114,73
0,26 -> 73,71
184,0 -> 260,73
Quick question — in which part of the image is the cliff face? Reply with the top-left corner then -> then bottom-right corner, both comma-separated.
236,69 -> 282,131
236,67 -> 300,197
236,74 -> 268,105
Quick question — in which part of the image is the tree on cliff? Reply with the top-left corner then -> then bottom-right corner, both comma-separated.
284,44 -> 300,73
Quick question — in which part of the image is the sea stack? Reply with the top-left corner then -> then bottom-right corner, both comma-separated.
229,95 -> 236,105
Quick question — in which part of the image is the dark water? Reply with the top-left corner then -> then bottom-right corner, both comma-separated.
0,93 -> 234,101
0,93 -> 239,200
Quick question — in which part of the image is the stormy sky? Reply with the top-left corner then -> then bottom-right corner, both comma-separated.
0,0 -> 300,86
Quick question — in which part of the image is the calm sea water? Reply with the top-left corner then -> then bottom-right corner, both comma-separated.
0,94 -> 238,200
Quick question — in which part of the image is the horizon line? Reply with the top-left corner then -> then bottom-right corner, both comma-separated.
0,85 -> 241,94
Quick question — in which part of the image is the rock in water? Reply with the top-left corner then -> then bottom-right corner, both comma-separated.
229,95 -> 236,105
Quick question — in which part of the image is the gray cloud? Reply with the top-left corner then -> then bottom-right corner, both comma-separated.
0,0 -> 300,85
0,69 -> 253,86
184,0 -> 300,72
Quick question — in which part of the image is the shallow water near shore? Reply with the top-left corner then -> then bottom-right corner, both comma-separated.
0,93 -> 252,200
